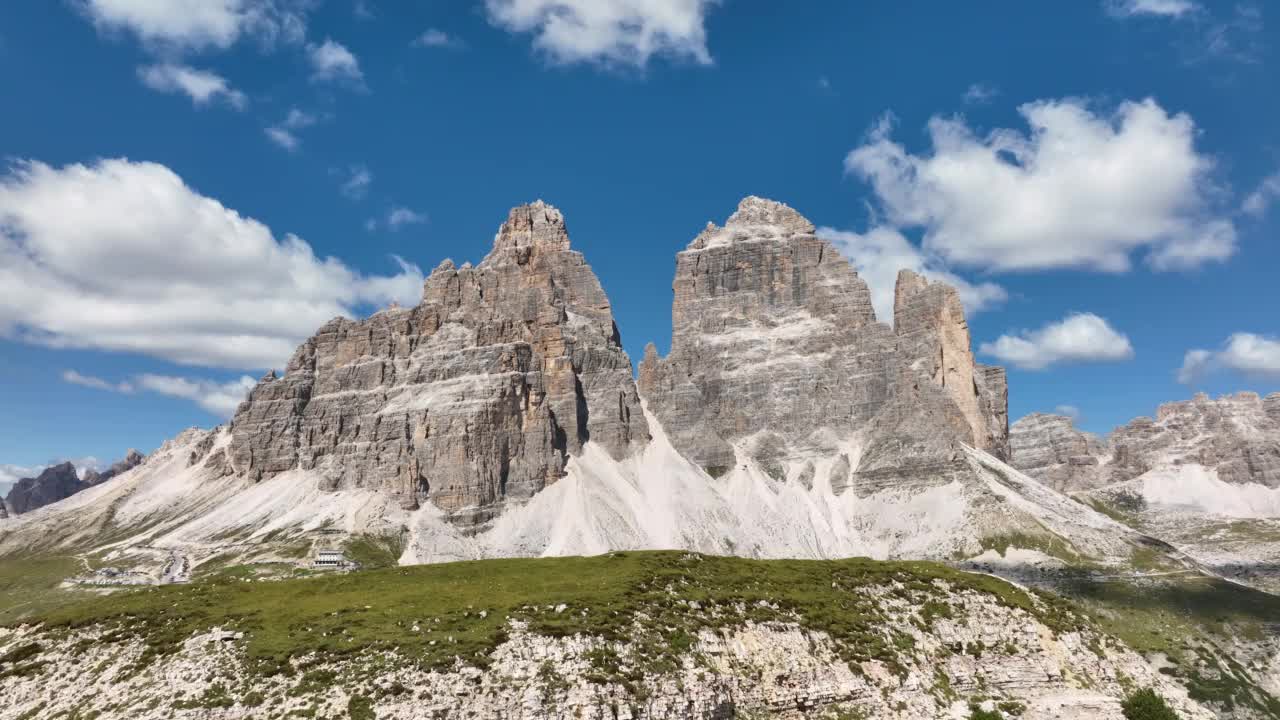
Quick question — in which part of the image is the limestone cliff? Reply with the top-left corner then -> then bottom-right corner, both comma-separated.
1011,392 -> 1280,493
638,196 -> 1009,486
227,201 -> 649,530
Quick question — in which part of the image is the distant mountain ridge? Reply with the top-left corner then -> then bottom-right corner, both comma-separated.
1,449 -> 142,517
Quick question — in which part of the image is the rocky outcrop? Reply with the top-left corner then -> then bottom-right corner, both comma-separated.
1008,413 -> 1108,492
228,201 -> 649,530
82,449 -> 144,487
638,197 -> 1008,483
4,462 -> 81,515
1012,392 -> 1280,493
893,269 -> 1010,457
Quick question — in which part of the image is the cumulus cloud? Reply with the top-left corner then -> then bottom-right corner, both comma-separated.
413,28 -> 463,49
484,0 -> 717,68
136,373 -> 257,417
62,369 -> 135,394
1178,333 -> 1280,384
818,226 -> 1006,324
307,38 -> 363,84
845,98 -> 1236,274
137,63 -> 247,108
0,158 -> 424,371
78,0 -> 307,52
1105,0 -> 1200,18
979,313 -> 1135,370
264,127 -> 300,151
1242,172 -> 1280,217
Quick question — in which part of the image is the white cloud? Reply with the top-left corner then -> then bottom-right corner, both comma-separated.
1105,0 -> 1200,18
845,98 -> 1236,274
354,0 -> 375,20
137,373 -> 257,417
1055,404 -> 1082,421
282,107 -> 317,129
307,38 -> 363,83
61,367 -> 260,418
264,126 -> 300,151
78,0 -> 307,52
387,207 -> 427,229
340,165 -> 372,199
413,28 -> 463,48
1178,333 -> 1280,384
1242,172 -> 1280,217
62,369 -> 135,394
137,63 -> 247,108
818,225 -> 1006,324
0,158 -> 424,371
484,0 -> 717,68
979,313 -> 1135,370
264,108 -> 318,151
962,83 -> 998,105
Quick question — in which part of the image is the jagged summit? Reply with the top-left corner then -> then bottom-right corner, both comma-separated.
489,199 -> 571,255
228,200 -> 648,529
688,195 -> 816,250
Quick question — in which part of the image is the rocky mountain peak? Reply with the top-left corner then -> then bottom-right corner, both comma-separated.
489,200 -> 570,257
228,201 -> 648,529
688,196 -> 816,250
640,198 -> 1009,478
5,461 -> 81,515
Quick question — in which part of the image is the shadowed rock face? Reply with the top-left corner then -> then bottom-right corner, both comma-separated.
228,201 -> 649,530
2,449 -> 146,517
5,462 -> 81,515
638,196 -> 1009,481
1011,392 -> 1280,491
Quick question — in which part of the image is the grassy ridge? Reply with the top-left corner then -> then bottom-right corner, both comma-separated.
19,551 -> 1078,679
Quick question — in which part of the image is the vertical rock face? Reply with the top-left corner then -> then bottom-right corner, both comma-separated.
4,462 -> 81,515
637,196 -> 896,473
1008,413 -> 1107,492
893,270 -> 1009,458
228,201 -> 649,530
638,196 -> 1009,480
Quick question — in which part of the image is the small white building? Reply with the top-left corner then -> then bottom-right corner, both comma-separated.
312,549 -> 351,569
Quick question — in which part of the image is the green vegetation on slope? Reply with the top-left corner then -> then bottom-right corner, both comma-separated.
0,555 -> 94,624
1064,574 -> 1280,716
1122,688 -> 1180,720
19,551 -> 1083,682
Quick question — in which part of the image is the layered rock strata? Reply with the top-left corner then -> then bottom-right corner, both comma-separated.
227,201 -> 649,529
1011,392 -> 1280,492
638,196 -> 1008,487
1008,413 -> 1108,493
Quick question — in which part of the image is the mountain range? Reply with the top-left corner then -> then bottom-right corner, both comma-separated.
2,198 -> 1279,719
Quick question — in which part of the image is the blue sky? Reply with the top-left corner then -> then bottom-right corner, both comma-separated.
1,0 -> 1278,481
